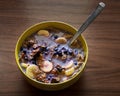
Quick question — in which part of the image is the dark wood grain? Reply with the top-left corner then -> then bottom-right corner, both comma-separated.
0,0 -> 120,96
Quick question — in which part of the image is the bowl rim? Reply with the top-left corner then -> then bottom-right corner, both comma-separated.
15,21 -> 88,86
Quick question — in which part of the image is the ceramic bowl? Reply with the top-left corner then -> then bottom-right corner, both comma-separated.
15,21 -> 88,91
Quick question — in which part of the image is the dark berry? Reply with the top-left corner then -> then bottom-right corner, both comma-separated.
57,51 -> 62,56
47,77 -> 51,80
55,65 -> 63,73
22,48 -> 27,54
56,67 -> 63,73
74,49 -> 79,55
74,62 -> 78,65
23,50 -> 27,54
34,51 -> 40,59
63,50 -> 68,54
48,59 -> 52,61
39,47 -> 47,53
61,47 -> 66,50
57,44 -> 60,47
46,47 -> 49,51
53,52 -> 57,56
30,60 -> 36,64
44,52 -> 48,55
20,47 -> 23,51
47,74 -> 54,80
68,49 -> 73,55
54,47 -> 58,51
54,35 -> 59,39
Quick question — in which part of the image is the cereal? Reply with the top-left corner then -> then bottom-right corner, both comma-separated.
19,28 -> 85,83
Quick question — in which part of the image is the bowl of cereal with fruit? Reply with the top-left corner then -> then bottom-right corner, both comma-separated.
15,21 -> 88,91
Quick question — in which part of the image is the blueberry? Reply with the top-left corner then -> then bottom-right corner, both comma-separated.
56,67 -> 63,73
54,47 -> 58,51
40,46 -> 47,53
20,47 -> 23,51
54,35 -> 58,39
23,50 -> 27,54
48,59 -> 52,61
57,44 -> 60,47
22,48 -> 27,54
74,49 -> 79,55
47,74 -> 54,80
63,50 -> 68,54
46,47 -> 49,51
53,52 -> 57,56
44,52 -> 49,55
34,51 -> 40,58
47,77 -> 51,80
68,49 -> 73,55
30,60 -> 36,64
74,62 -> 78,65
57,51 -> 62,56
61,47 -> 66,50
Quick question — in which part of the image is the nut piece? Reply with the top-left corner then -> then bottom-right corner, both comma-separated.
55,37 -> 67,44
37,30 -> 49,36
40,61 -> 53,73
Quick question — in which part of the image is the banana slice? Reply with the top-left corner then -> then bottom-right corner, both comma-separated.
62,60 -> 74,69
21,63 -> 30,68
55,37 -> 67,44
26,65 -> 40,78
40,60 -> 53,73
37,30 -> 49,36
65,67 -> 75,76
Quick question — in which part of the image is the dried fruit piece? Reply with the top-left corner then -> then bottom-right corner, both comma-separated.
40,61 -> 53,73
37,30 -> 49,36
65,67 -> 75,76
21,63 -> 29,68
26,65 -> 40,78
55,37 -> 67,44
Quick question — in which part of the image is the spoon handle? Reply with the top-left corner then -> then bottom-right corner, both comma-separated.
68,2 -> 105,46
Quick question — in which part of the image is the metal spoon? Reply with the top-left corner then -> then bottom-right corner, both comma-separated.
68,2 -> 105,46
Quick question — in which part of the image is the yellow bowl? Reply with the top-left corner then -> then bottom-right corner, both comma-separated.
15,21 -> 88,91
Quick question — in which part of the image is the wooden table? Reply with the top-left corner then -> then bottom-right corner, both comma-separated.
0,0 -> 120,96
